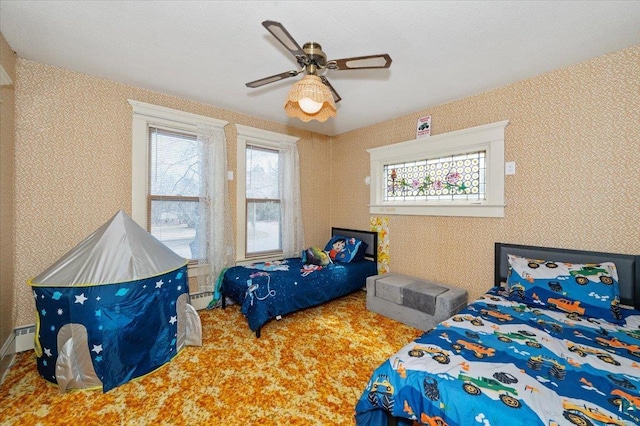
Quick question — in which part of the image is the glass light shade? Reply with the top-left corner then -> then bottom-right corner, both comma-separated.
284,75 -> 336,122
298,97 -> 323,114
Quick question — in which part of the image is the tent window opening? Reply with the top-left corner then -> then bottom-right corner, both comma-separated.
148,126 -> 202,260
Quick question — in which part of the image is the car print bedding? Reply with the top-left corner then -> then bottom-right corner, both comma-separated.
221,228 -> 378,337
355,243 -> 640,426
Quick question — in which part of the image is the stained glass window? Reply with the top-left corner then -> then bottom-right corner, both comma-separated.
384,151 -> 486,202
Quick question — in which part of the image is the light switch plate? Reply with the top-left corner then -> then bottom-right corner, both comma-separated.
505,162 -> 516,175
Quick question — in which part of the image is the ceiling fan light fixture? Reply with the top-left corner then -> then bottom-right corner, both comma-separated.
298,97 -> 323,114
284,75 -> 336,122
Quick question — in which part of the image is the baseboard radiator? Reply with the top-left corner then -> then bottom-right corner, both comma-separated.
189,291 -> 213,310
1,324 -> 36,384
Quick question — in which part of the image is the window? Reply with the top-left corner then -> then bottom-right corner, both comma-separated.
245,145 -> 281,256
236,124 -> 302,261
368,120 -> 509,217
129,100 -> 228,262
384,151 -> 486,202
148,127 -> 200,259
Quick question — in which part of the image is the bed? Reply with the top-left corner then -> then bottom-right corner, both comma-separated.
355,242 -> 640,426
222,227 -> 378,337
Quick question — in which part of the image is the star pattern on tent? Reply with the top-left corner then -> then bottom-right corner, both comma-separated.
44,348 -> 52,357
95,356 -> 102,362
155,279 -> 164,289
57,308 -> 63,315
169,316 -> 177,325
75,293 -> 88,305
40,309 -> 46,316
92,344 -> 103,354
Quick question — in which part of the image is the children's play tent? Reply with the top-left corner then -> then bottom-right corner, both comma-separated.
28,210 -> 202,392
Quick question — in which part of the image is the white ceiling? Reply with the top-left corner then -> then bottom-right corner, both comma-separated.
1,1 -> 639,136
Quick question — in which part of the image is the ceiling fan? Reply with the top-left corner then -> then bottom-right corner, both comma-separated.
246,20 -> 392,122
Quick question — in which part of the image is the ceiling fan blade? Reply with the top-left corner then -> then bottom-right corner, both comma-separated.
319,76 -> 342,103
262,20 -> 307,62
246,70 -> 300,88
329,54 -> 392,70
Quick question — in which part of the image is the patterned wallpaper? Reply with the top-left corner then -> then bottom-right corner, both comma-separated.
331,45 -> 640,302
10,45 -> 640,327
13,59 -> 331,326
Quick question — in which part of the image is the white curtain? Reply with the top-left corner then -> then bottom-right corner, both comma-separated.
279,139 -> 305,257
196,124 -> 234,295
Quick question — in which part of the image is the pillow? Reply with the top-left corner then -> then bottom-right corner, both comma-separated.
506,254 -> 623,323
350,241 -> 368,263
301,246 -> 331,266
324,235 -> 367,263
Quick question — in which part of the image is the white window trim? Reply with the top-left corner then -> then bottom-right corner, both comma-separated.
128,100 -> 228,276
368,120 -> 509,218
0,64 -> 12,103
129,100 -> 228,226
236,124 -> 299,262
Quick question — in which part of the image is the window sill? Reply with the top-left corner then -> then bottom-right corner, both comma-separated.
369,203 -> 505,218
235,254 -> 286,265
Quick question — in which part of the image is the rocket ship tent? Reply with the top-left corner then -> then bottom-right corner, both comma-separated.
28,210 -> 202,392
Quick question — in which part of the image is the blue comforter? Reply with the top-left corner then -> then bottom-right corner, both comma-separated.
355,287 -> 640,426
222,257 -> 377,333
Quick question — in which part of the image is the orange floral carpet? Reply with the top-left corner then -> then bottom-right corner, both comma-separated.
0,291 -> 421,425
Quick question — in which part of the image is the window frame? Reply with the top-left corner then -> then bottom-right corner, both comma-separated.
368,120 -> 509,218
146,125 -> 201,261
235,124 -> 299,262
245,144 -> 282,257
129,100 -> 228,272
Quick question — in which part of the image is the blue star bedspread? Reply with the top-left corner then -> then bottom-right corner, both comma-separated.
222,258 -> 377,333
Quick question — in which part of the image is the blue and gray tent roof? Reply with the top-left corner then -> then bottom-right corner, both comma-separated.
29,210 -> 187,287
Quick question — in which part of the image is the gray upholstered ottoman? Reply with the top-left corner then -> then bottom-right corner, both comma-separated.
366,273 -> 468,331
